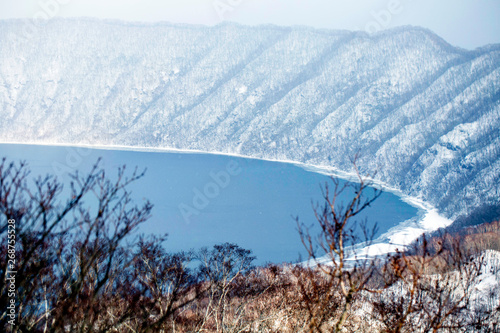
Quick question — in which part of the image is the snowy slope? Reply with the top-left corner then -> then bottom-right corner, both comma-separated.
470,250 -> 500,312
0,18 -> 499,219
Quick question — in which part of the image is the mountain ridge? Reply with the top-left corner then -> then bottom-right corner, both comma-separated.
0,18 -> 499,220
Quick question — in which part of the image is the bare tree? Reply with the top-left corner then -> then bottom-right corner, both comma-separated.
130,236 -> 201,333
372,234 -> 493,333
2,156 -> 497,332
295,160 -> 382,332
196,242 -> 255,333
0,158 -> 153,332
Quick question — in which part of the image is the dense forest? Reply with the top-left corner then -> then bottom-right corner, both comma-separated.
1,20 -> 499,220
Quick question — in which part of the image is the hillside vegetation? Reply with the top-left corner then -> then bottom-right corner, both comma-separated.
1,159 -> 499,332
0,19 -> 499,219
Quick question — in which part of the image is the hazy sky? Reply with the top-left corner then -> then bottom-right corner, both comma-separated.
1,0 -> 499,49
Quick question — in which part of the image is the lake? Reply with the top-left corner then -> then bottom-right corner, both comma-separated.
0,143 -> 418,264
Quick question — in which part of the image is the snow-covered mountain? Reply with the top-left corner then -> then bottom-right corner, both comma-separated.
0,19 -> 499,219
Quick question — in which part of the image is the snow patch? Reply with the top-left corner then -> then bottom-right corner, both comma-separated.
238,85 -> 248,94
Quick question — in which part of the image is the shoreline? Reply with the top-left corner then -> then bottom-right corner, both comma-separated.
0,140 -> 453,252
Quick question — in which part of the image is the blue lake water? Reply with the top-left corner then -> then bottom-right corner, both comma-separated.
0,144 -> 418,264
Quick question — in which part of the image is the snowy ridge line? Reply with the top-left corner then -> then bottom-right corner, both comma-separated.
0,141 -> 452,256
1,20 -> 498,221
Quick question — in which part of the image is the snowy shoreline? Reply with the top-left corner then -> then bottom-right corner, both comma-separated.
1,140 -> 453,255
